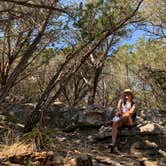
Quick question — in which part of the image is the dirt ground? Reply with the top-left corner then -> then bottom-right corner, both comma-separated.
0,102 -> 166,165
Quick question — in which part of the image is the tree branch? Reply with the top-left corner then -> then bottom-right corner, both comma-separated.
0,0 -> 70,15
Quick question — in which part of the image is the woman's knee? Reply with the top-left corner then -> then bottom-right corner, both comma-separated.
112,122 -> 120,128
124,117 -> 133,126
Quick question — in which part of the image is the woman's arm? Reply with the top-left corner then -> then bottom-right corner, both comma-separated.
116,99 -> 122,116
123,104 -> 136,117
129,104 -> 136,115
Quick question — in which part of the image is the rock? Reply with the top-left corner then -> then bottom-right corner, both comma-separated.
99,125 -> 112,134
136,116 -> 144,123
95,156 -> 122,166
104,107 -> 115,123
65,154 -> 93,166
65,158 -> 77,166
8,151 -> 54,165
0,142 -> 54,165
158,149 -> 166,157
77,111 -> 104,127
144,140 -> 158,148
140,159 -> 158,166
54,155 -> 64,165
45,107 -> 79,128
94,125 -> 112,140
139,123 -> 160,134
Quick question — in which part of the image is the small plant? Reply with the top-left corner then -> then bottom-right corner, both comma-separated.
23,128 -> 53,151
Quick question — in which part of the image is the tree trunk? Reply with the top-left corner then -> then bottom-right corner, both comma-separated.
91,65 -> 103,105
23,0 -> 143,132
0,10 -> 52,101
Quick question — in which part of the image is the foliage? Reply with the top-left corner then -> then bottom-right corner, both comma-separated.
137,0 -> 165,38
74,0 -> 135,42
0,0 -> 165,132
0,0 -> 67,99
23,128 -> 53,150
102,39 -> 165,109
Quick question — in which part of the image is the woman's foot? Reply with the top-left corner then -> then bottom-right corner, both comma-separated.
108,143 -> 114,153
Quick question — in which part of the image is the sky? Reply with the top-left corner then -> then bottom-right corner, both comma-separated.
61,0 -> 83,6
61,0 -> 147,46
120,29 -> 146,45
53,0 -> 158,50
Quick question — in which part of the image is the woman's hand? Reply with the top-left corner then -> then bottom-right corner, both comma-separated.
115,112 -> 122,116
122,112 -> 131,117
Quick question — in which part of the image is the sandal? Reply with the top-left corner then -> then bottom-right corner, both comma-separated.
109,144 -> 114,153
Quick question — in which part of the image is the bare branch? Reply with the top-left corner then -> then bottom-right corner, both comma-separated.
0,0 -> 70,15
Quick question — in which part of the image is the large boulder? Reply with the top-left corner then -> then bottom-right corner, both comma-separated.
44,106 -> 79,128
137,121 -> 162,135
46,105 -> 108,129
77,108 -> 104,128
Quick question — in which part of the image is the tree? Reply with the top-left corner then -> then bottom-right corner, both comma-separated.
135,0 -> 165,38
134,39 -> 166,108
23,0 -> 144,132
104,39 -> 165,109
0,0 -> 68,100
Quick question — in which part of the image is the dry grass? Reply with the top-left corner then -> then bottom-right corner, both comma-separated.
0,142 -> 36,158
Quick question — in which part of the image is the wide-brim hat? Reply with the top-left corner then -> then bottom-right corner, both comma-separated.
123,89 -> 134,96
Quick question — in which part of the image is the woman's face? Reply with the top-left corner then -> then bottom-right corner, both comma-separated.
124,92 -> 132,100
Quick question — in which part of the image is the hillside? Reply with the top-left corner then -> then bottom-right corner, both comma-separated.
0,103 -> 165,166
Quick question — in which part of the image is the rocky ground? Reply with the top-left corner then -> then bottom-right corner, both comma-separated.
0,102 -> 166,166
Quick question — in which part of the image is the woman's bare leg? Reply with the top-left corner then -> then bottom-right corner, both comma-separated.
124,116 -> 133,126
112,122 -> 121,145
111,116 -> 132,145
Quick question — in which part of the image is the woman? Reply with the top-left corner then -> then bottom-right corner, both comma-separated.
110,89 -> 136,152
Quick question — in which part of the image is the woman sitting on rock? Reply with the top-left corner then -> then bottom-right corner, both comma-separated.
110,89 -> 136,152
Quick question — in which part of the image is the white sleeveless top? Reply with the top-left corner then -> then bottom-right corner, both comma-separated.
112,101 -> 133,122
121,102 -> 132,113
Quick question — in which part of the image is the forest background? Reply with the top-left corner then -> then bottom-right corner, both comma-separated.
0,0 -> 165,132
0,0 -> 165,165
